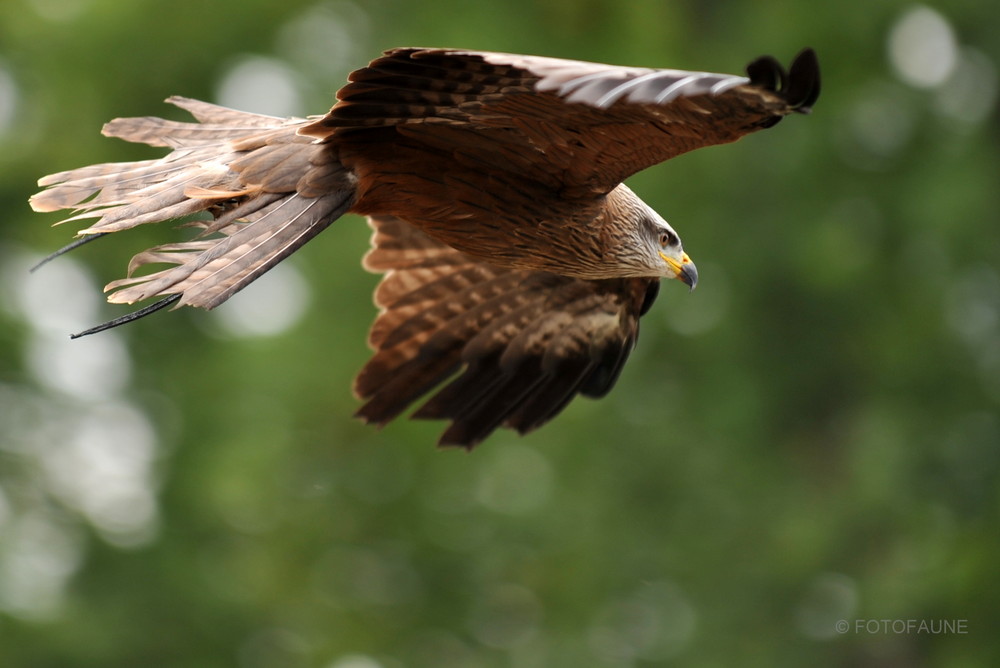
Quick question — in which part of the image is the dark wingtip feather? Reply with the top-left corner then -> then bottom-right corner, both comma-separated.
746,48 -> 821,114
70,294 -> 181,339
30,233 -> 109,273
638,280 -> 660,317
745,55 -> 787,93
578,339 -> 632,399
786,48 -> 821,112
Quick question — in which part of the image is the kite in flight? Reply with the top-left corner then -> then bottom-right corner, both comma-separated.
31,47 -> 820,447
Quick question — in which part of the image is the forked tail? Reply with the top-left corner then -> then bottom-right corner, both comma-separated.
31,97 -> 355,330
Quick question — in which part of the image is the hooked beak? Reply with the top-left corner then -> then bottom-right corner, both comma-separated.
659,251 -> 698,291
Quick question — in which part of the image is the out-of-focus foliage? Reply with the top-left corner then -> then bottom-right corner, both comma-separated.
1,0 -> 998,666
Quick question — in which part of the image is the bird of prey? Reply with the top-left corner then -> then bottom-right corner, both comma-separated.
31,47 -> 820,448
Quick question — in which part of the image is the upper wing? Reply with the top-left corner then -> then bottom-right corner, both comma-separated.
305,47 -> 819,196
355,215 -> 660,448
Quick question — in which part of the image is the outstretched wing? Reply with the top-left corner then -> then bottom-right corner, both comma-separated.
355,215 -> 660,448
305,47 -> 820,196
30,97 -> 355,312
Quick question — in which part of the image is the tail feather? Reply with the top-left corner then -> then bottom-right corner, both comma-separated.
32,97 -> 356,314
107,193 -> 351,308
32,158 -> 177,211
101,96 -> 293,147
166,96 -> 292,127
102,118 -> 251,148
69,166 -> 228,233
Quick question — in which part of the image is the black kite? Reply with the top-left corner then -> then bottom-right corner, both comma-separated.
31,47 -> 821,447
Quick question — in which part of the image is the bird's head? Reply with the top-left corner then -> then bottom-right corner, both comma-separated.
608,184 -> 698,288
650,217 -> 698,290
634,205 -> 697,290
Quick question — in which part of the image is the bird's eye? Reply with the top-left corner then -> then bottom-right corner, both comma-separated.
659,230 -> 677,247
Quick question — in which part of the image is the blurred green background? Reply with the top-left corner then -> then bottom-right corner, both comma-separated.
1,0 -> 998,666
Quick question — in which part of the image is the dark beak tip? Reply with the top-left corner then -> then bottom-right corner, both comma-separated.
680,263 -> 699,291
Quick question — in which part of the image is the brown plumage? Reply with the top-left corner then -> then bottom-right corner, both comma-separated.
30,47 -> 820,447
